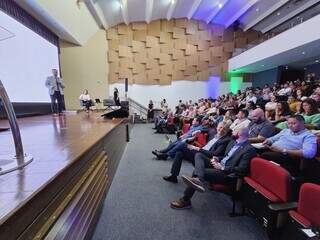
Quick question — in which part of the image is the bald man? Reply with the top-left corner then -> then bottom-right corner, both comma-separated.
247,108 -> 275,143
171,127 -> 256,210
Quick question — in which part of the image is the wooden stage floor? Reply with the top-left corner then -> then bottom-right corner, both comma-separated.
0,112 -> 127,239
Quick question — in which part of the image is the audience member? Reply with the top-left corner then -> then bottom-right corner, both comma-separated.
248,108 -> 275,143
147,100 -> 154,121
287,95 -> 300,113
261,115 -> 317,175
230,109 -> 251,132
152,117 -> 206,160
162,122 -> 231,183
170,128 -> 256,209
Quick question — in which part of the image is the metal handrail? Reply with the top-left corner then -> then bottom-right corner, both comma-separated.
0,80 -> 33,175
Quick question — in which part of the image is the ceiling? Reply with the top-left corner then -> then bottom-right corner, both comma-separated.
88,0 -> 320,32
12,0 -> 320,45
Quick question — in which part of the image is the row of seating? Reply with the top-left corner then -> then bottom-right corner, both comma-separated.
183,122 -> 320,239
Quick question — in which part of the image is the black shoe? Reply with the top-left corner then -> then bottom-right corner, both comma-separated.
156,152 -> 168,160
163,175 -> 178,183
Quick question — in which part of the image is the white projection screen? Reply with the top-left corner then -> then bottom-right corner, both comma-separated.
0,10 -> 59,102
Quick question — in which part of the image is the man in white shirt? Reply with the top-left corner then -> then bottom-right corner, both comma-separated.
277,83 -> 292,96
230,109 -> 251,132
245,89 -> 257,104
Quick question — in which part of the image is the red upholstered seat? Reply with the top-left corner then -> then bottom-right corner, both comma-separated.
244,177 -> 283,203
196,133 -> 207,147
167,116 -> 174,125
182,123 -> 190,134
295,183 -> 320,227
244,158 -> 291,203
289,210 -> 311,228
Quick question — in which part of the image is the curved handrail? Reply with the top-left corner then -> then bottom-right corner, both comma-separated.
0,80 -> 33,175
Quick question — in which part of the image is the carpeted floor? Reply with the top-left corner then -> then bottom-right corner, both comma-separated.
92,124 -> 268,240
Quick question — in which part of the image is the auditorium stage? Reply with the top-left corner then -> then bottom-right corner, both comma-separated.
0,112 -> 128,239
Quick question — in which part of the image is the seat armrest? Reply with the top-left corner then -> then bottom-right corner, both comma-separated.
226,173 -> 244,192
268,202 -> 298,212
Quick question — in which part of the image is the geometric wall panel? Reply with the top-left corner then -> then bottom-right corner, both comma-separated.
107,18 -> 261,85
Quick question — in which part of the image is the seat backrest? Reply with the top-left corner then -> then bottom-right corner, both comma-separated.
182,123 -> 190,134
250,157 -> 291,202
196,132 -> 207,147
298,183 -> 320,227
167,116 -> 174,125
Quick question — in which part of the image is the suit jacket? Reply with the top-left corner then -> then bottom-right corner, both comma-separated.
218,140 -> 256,175
199,134 -> 232,158
45,76 -> 65,95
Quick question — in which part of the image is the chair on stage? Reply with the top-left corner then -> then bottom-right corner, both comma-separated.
94,98 -> 103,111
280,183 -> 320,240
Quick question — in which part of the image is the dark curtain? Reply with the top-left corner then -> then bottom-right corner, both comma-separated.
0,0 -> 59,47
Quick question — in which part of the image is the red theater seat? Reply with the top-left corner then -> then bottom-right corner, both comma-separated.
192,132 -> 207,148
281,183 -> 320,240
182,123 -> 190,134
242,158 -> 293,238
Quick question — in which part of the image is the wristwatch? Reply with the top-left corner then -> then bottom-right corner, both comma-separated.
282,148 -> 288,155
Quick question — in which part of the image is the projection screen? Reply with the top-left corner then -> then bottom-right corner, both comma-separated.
0,10 -> 60,103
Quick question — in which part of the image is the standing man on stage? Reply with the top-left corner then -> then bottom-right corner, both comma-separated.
45,69 -> 65,115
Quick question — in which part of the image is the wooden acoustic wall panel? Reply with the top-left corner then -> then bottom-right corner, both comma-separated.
186,20 -> 198,35
147,20 -> 161,37
132,22 -> 147,30
107,18 -> 262,84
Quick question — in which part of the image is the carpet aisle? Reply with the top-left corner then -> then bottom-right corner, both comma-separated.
92,124 -> 268,240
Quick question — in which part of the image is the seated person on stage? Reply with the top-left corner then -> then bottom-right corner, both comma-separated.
229,109 -> 251,132
152,117 -> 207,160
163,122 -> 232,183
170,128 -> 256,210
79,89 -> 93,112
248,108 -> 275,143
260,115 -> 317,176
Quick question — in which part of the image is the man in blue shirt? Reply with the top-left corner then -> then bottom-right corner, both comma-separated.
261,114 -> 317,176
170,128 -> 256,210
152,117 -> 206,160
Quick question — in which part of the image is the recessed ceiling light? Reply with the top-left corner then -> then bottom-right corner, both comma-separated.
302,51 -> 306,55
256,8 -> 259,12
315,60 -> 319,63
218,3 -> 223,8
277,12 -> 281,16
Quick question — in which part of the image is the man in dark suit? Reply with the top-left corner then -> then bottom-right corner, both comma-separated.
163,122 -> 232,183
171,127 -> 256,210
